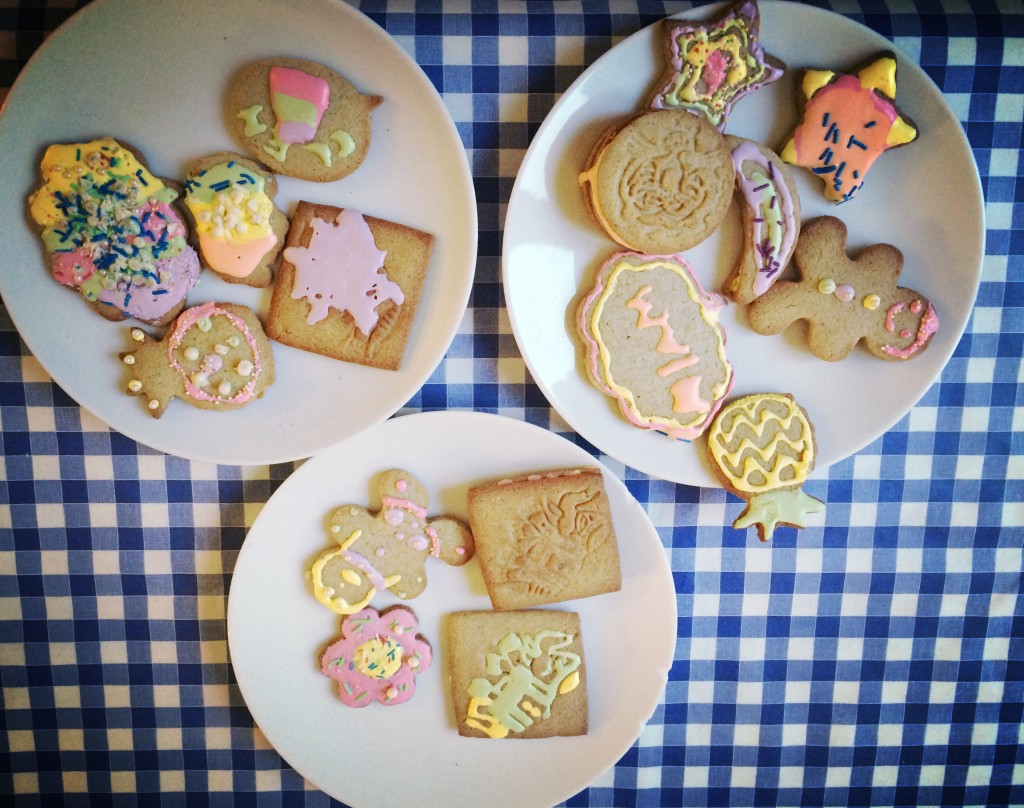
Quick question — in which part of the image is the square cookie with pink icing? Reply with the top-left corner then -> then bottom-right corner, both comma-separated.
266,201 -> 434,370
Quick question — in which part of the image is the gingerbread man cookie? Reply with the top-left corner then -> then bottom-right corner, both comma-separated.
310,470 -> 475,615
746,217 -> 939,362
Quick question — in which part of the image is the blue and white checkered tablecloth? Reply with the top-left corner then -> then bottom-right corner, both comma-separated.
1,1 -> 1022,806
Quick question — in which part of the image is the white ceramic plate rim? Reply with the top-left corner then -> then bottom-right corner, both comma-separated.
0,0 -> 476,466
502,0 -> 984,487
227,410 -> 677,808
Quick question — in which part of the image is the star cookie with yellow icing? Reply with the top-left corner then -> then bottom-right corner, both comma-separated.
649,0 -> 785,130
780,51 -> 918,203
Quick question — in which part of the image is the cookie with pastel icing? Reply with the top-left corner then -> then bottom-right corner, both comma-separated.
27,137 -> 201,326
119,301 -> 275,418
576,251 -> 734,440
706,393 -> 825,542
266,201 -> 434,370
226,57 -> 382,182
309,470 -> 474,615
649,0 -> 785,130
746,216 -> 939,361
779,51 -> 918,204
320,605 -> 432,707
182,153 -> 288,288
467,467 -> 621,610
447,609 -> 588,739
578,109 -> 733,254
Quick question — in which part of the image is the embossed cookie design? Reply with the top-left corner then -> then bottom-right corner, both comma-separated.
578,109 -> 733,254
310,470 -> 474,615
746,217 -> 938,361
467,468 -> 621,610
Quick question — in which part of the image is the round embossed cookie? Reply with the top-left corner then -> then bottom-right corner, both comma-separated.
578,109 -> 733,254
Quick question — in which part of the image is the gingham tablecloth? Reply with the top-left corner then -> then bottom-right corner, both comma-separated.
2,1 -> 1022,806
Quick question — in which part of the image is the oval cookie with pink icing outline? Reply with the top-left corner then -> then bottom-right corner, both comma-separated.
576,252 -> 734,440
119,301 -> 275,417
310,470 -> 474,616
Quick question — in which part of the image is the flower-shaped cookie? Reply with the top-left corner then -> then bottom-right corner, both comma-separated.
320,605 -> 432,707
310,470 -> 474,615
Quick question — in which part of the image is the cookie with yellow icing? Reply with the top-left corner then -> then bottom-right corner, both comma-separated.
182,153 -> 288,287
706,393 -> 825,542
649,0 -> 785,130
780,51 -> 918,204
27,137 -> 201,325
447,610 -> 588,739
578,110 -> 733,254
309,470 -> 474,616
226,57 -> 382,182
119,301 -> 275,418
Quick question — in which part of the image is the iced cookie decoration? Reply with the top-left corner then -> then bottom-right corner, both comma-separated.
707,393 -> 825,542
226,58 -> 382,182
747,217 -> 938,361
780,52 -> 918,204
578,109 -> 733,254
649,0 -> 785,129
467,468 -> 621,610
27,137 -> 200,325
320,605 -> 432,707
448,610 -> 587,739
310,470 -> 474,615
119,301 -> 275,417
577,252 -> 734,440
724,136 -> 801,304
267,202 -> 433,370
182,153 -> 288,287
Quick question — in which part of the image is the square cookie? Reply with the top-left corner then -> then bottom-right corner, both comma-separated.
467,467 -> 622,609
447,609 -> 587,739
267,201 -> 433,370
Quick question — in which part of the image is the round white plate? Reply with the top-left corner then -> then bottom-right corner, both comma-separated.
227,411 -> 676,808
0,0 -> 476,465
502,0 -> 984,487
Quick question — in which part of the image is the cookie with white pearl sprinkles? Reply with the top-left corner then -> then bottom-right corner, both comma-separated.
119,301 -> 275,417
746,216 -> 938,362
320,605 -> 432,708
27,137 -> 201,325
226,57 -> 382,182
182,153 -> 288,287
309,470 -> 474,616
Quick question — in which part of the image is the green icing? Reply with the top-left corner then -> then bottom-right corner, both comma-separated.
734,488 -> 825,540
185,161 -> 266,205
301,142 -> 332,167
271,92 -> 320,127
237,105 -> 267,136
330,130 -> 356,158
262,138 -> 290,162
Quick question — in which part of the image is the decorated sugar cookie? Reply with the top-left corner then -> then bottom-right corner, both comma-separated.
309,470 -> 474,615
27,137 -> 200,325
746,216 -> 938,361
576,252 -> 734,441
119,301 -> 275,417
182,153 -> 288,287
649,0 -> 785,130
780,51 -> 918,203
226,58 -> 382,182
706,393 -> 825,541
320,605 -> 432,707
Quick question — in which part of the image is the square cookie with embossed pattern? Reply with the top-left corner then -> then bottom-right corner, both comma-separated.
466,467 -> 621,609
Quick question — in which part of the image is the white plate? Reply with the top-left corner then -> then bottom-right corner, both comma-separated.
502,0 -> 984,487
227,411 -> 676,808
0,0 -> 476,465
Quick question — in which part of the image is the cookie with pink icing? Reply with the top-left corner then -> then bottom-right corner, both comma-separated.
576,252 -> 734,440
309,470 -> 474,615
119,301 -> 275,417
320,605 -> 432,707
648,0 -> 785,130
266,201 -> 434,370
226,58 -> 382,182
747,216 -> 938,361
724,136 -> 801,304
